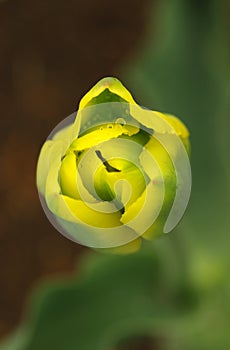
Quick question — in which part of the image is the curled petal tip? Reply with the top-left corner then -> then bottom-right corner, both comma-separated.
79,76 -> 137,110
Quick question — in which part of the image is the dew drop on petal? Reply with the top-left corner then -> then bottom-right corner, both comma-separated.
115,117 -> 126,126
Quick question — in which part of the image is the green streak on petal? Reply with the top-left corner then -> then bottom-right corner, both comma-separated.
95,150 -> 121,173
94,163 -> 116,202
84,89 -> 127,106
78,77 -> 137,110
119,128 -> 150,146
94,158 -> 147,211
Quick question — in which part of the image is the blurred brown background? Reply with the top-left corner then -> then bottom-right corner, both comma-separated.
0,0 -> 151,339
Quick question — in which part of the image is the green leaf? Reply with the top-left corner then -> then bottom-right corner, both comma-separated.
0,243 -> 200,350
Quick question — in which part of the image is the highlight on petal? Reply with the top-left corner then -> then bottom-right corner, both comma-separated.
70,122 -> 139,152
59,152 -> 80,200
36,77 -> 191,253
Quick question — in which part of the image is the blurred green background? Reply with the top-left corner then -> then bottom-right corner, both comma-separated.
0,0 -> 229,349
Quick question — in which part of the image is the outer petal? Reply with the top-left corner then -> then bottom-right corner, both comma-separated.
129,104 -> 190,154
121,141 -> 165,235
159,113 -> 190,154
139,137 -> 176,240
161,114 -> 189,138
130,105 -> 191,234
36,140 -> 63,196
52,123 -> 74,143
129,104 -> 187,136
37,122 -> 77,197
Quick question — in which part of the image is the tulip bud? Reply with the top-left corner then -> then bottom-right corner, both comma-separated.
36,77 -> 191,254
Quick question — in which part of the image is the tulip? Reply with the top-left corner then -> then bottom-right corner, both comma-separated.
36,77 -> 191,254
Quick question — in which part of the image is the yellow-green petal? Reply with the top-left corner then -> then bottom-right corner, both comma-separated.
94,158 -> 147,211
121,181 -> 164,236
140,137 -> 176,240
36,140 -> 54,195
62,196 -> 122,228
162,114 -> 189,138
59,152 -> 79,200
45,158 -> 122,227
70,122 -> 138,152
160,113 -> 190,154
37,140 -> 64,196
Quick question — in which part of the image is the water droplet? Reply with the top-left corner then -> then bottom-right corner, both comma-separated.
115,117 -> 126,126
107,124 -> 113,129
